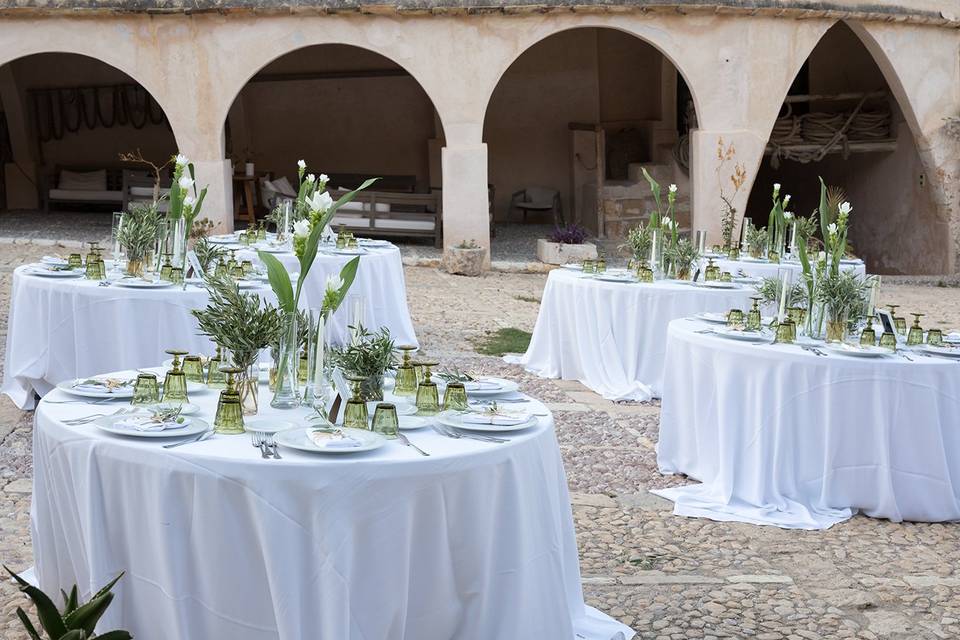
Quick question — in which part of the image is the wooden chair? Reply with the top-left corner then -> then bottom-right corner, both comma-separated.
510,187 -> 563,225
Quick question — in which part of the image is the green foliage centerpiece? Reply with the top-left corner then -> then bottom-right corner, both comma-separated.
664,237 -> 700,281
6,565 -> 130,640
258,171 -> 378,409
640,168 -> 679,276
116,202 -> 160,277
166,154 -> 208,282
330,325 -> 396,401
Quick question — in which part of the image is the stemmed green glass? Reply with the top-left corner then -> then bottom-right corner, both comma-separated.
213,367 -> 245,435
746,297 -> 762,332
888,304 -> 906,336
170,267 -> 184,285
394,345 -> 419,397
371,403 -> 399,439
182,355 -> 205,384
860,314 -> 877,347
85,242 -> 101,268
415,361 -> 441,416
161,349 -> 190,404
704,258 -> 719,282
442,382 -> 469,412
160,253 -> 173,281
343,376 -> 369,429
907,313 -> 924,346
131,373 -> 160,406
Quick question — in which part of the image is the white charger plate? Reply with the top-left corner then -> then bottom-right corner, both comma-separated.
57,378 -> 136,399
437,410 -> 537,433
113,279 -> 174,289
918,344 -> 960,359
275,427 -> 386,454
464,377 -> 520,397
365,400 -> 417,416
24,266 -> 84,278
696,312 -> 728,324
821,343 -> 890,358
399,416 -> 430,431
595,274 -> 637,283
712,328 -> 772,342
698,281 -> 740,289
245,419 -> 297,434
95,415 -> 208,439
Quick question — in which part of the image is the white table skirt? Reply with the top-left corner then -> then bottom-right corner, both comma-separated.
704,256 -> 867,280
507,269 -> 754,401
655,319 -> 960,529
31,382 -> 634,640
237,244 -> 417,348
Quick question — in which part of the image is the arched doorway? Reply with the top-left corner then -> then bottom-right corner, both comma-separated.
0,52 -> 176,237
483,27 -> 697,248
744,21 -> 947,274
223,44 -> 445,244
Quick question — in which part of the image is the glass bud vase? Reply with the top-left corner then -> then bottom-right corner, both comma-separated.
271,311 -> 300,409
825,313 -> 848,343
237,363 -> 260,415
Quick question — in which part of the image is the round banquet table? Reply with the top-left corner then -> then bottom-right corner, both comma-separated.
1,267 -> 261,410
31,380 -> 634,640
702,255 -> 867,280
506,268 -> 754,401
235,241 -> 417,348
655,318 -> 960,530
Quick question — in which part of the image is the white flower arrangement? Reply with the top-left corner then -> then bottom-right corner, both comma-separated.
293,219 -> 311,238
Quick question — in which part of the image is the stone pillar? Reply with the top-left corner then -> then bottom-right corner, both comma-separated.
0,65 -> 39,209
689,128 -> 767,247
441,143 -> 490,264
190,159 -> 233,234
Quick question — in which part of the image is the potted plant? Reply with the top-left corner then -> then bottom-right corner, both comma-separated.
816,270 -> 870,342
6,565 -> 131,640
443,239 -> 486,276
664,237 -> 700,280
536,223 -> 597,265
116,202 -> 160,277
330,325 -> 396,401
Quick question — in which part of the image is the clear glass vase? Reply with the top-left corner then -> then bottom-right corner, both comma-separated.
238,363 -> 259,415
271,311 -> 300,409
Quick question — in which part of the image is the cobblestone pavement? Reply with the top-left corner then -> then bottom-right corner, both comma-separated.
1,240 -> 959,639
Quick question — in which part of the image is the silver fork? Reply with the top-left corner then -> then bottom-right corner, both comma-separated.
397,431 -> 429,456
267,433 -> 282,459
433,423 -> 507,444
251,431 -> 273,459
64,407 -> 133,425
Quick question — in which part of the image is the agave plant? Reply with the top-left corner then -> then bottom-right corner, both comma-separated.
5,566 -> 131,640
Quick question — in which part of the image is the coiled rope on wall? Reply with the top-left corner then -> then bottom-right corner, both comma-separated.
31,84 -> 167,143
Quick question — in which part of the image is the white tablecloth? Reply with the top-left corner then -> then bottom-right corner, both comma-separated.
31,380 -> 634,640
704,256 -> 867,280
655,319 -> 960,529
236,243 -> 417,348
1,269 -> 237,410
507,269 -> 754,401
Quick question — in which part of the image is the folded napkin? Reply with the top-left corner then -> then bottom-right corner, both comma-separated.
72,377 -> 132,394
115,416 -> 191,432
309,430 -> 362,448
461,411 -> 530,427
464,379 -> 502,392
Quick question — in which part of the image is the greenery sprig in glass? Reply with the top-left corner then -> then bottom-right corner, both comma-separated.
330,325 -> 396,400
116,201 -> 160,273
664,237 -> 700,279
816,270 -> 870,323
817,177 -> 853,277
193,236 -> 227,275
623,222 -> 653,264
746,225 -> 768,258
755,276 -> 808,308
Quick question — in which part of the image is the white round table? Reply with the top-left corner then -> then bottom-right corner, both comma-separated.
702,255 -> 867,280
1,267 -> 265,410
31,379 -> 633,640
655,318 -> 960,529
506,268 -> 754,401
235,242 -> 417,348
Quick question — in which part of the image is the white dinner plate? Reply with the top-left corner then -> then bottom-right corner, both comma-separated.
253,244 -> 291,254
24,266 -> 84,278
438,410 -> 538,433
399,416 -> 430,431
141,402 -> 200,415
358,239 -> 392,247
328,248 -> 366,256
739,257 -> 768,263
711,328 -> 772,342
463,377 -> 520,397
696,312 -> 728,324
56,377 -> 136,399
821,343 -> 890,358
918,344 -> 960,358
245,419 -> 298,434
698,281 -> 740,289
594,273 -> 637,283
275,427 -> 386,454
561,264 -> 584,271
208,235 -> 239,244
366,400 -> 417,416
95,415 -> 208,439
113,279 -> 175,289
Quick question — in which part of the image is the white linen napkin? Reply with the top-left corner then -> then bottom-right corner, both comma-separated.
115,416 -> 191,432
461,411 -> 530,426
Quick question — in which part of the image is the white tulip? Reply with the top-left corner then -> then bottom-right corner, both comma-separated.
828,223 -> 838,235
293,219 -> 311,237
839,202 -> 853,215
325,274 -> 344,293
178,176 -> 194,191
308,191 -> 333,213
306,173 -> 316,183
668,184 -> 678,194
297,159 -> 306,170
174,154 -> 189,168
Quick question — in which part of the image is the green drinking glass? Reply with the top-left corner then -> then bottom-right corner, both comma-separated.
906,313 -> 924,346
371,403 -> 399,439
719,271 -> 732,283
96,258 -> 107,280
215,260 -> 228,278
582,259 -> 595,274
182,355 -> 205,384
131,373 -> 160,405
637,266 -> 654,283
207,346 -> 227,389
213,367 -> 245,435
393,345 -> 419,397
68,253 -> 83,269
170,267 -> 184,285
241,260 -> 254,277
726,309 -> 744,328
879,331 -> 897,351
442,382 -> 469,412
343,376 -> 370,430
415,362 -> 441,416
775,319 -> 795,344
927,329 -> 943,346
746,297 -> 762,332
162,349 -> 190,404
85,260 -> 101,280
596,257 -> 607,273
860,326 -> 876,347
160,254 -> 173,281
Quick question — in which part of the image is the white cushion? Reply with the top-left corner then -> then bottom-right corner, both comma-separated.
129,186 -> 170,198
339,201 -> 391,213
271,176 -> 297,198
58,169 -> 107,191
374,217 -> 435,232
48,188 -> 123,202
331,214 -> 370,229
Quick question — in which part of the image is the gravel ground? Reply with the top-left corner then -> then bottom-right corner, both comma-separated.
1,239 -> 959,639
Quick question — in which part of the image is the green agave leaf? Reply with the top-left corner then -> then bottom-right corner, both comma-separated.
93,631 -> 133,640
259,251 -> 295,313
59,629 -> 87,640
4,566 -> 69,639
295,221 -> 326,308
16,607 -> 42,640
64,592 -> 113,635
640,167 -> 662,215
329,257 -> 360,315
90,573 -> 124,602
62,585 -> 79,616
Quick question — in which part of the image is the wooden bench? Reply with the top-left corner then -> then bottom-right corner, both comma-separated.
43,165 -> 126,213
330,189 -> 442,247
